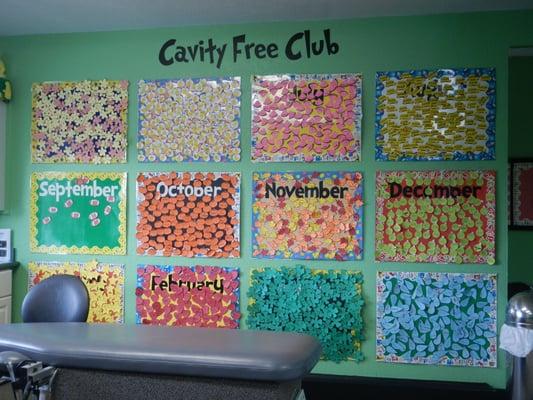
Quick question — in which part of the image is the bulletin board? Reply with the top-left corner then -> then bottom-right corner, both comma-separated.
252,171 -> 363,260
247,265 -> 365,362
376,271 -> 497,367
375,68 -> 496,161
252,74 -> 362,162
31,80 -> 128,164
375,170 -> 496,264
136,172 -> 240,257
28,261 -> 125,323
0,12 -> 520,390
136,264 -> 240,328
510,159 -> 533,229
30,172 -> 127,255
138,77 -> 241,162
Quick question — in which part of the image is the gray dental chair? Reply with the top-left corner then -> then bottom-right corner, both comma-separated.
1,274 -> 90,399
21,274 -> 90,323
0,276 -> 321,400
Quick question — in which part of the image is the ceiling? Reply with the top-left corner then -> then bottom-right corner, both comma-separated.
1,0 -> 533,37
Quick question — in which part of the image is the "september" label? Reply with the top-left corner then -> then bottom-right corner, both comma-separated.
39,181 -> 120,202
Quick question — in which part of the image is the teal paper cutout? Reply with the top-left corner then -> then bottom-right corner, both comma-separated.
247,265 -> 365,362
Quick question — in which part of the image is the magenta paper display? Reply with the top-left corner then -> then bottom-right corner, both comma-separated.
252,74 -> 362,162
136,264 -> 240,328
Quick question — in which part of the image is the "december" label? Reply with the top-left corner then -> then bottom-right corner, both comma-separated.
389,182 -> 482,199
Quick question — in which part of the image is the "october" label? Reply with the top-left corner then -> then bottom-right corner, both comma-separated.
156,182 -> 222,198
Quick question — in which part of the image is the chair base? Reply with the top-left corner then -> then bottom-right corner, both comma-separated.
52,367 -> 302,400
0,379 -> 16,400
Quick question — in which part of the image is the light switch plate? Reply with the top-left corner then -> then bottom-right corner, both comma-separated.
0,229 -> 12,263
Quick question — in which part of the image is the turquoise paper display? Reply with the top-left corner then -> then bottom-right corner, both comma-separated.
247,265 -> 365,362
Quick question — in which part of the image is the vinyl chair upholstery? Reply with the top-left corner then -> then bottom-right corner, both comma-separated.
21,275 -> 89,323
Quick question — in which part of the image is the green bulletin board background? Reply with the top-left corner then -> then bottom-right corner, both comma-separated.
2,10 -> 533,389
30,172 -> 126,253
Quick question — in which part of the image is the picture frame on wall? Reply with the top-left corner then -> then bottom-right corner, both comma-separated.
510,158 -> 533,230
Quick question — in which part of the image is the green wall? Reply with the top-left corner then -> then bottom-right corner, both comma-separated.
1,10 -> 533,389
508,55 -> 533,285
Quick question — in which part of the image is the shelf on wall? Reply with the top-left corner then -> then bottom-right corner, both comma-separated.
0,262 -> 19,271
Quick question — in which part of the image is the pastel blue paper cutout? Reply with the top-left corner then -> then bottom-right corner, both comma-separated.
376,271 -> 497,367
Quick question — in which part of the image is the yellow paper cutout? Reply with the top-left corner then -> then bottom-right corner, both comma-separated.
28,261 -> 125,323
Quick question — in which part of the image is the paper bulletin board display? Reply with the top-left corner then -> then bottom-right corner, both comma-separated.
375,170 -> 495,264
138,77 -> 241,162
136,264 -> 240,328
28,261 -> 125,323
247,265 -> 365,362
31,80 -> 128,164
377,271 -> 497,367
252,74 -> 362,162
30,172 -> 127,255
252,171 -> 363,260
136,172 -> 240,258
510,160 -> 533,228
375,68 -> 496,161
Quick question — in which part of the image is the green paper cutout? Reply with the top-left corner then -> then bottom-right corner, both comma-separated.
375,170 -> 496,265
247,265 -> 365,363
